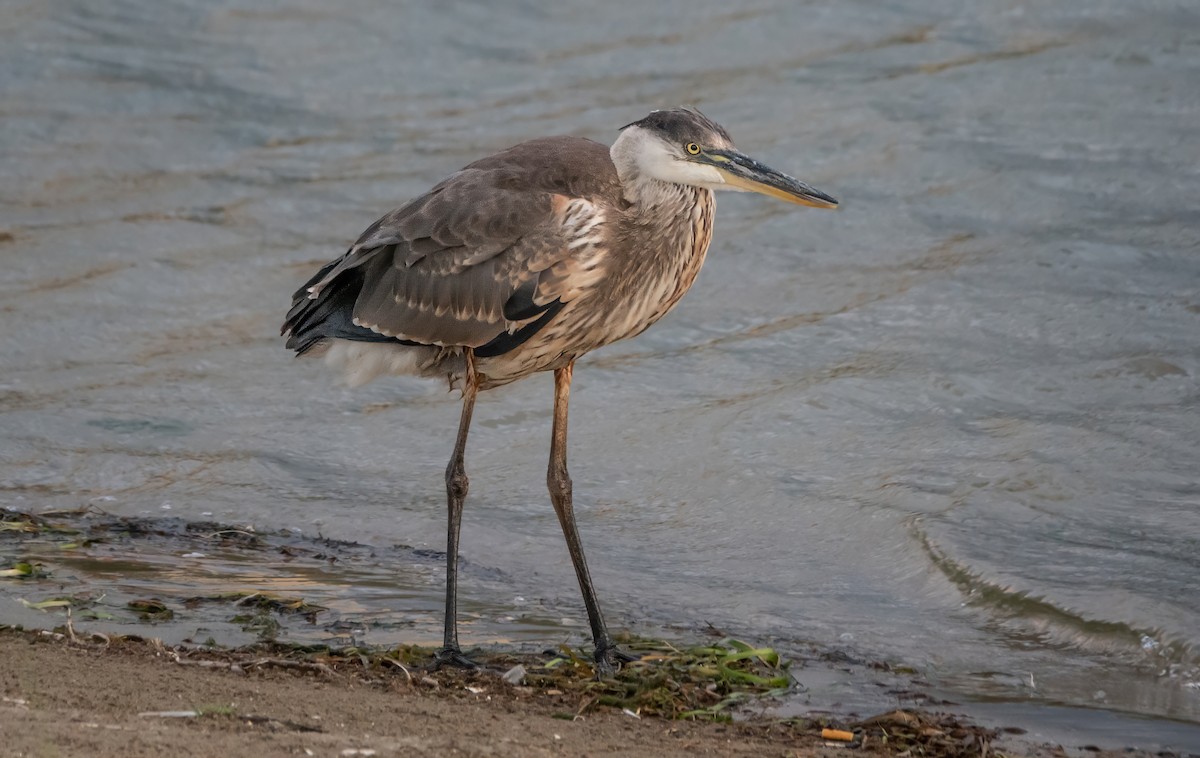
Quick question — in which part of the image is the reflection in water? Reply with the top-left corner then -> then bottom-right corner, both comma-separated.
1,0 -> 1199,746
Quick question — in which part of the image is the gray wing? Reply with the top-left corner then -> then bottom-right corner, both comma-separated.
287,138 -> 619,352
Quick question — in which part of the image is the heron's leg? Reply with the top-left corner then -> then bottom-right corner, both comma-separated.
435,350 -> 479,669
548,363 -> 635,678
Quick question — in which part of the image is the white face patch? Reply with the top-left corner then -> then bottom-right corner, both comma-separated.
644,151 -> 728,189
612,126 -> 731,191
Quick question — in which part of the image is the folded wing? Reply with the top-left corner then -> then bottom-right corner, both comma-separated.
282,137 -> 621,357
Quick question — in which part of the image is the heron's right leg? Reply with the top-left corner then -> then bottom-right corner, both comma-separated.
435,351 -> 479,669
547,363 -> 637,678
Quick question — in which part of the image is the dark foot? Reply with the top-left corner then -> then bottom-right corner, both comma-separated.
433,646 -> 479,670
593,643 -> 640,679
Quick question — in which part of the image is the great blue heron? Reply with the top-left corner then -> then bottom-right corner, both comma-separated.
282,107 -> 837,676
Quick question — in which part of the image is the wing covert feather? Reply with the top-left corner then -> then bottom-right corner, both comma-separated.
307,136 -> 622,350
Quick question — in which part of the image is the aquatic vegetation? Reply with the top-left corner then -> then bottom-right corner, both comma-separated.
386,634 -> 796,721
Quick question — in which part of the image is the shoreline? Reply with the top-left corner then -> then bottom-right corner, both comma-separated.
0,625 -> 1167,757
2,507 -> 1199,755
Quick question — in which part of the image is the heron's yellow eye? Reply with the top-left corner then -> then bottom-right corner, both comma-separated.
685,142 -> 701,155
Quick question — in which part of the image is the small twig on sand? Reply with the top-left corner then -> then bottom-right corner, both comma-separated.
163,650 -> 242,674
574,696 -> 597,721
65,607 -> 79,644
381,657 -> 413,684
139,710 -> 200,718
240,714 -> 324,733
245,658 -> 336,677
172,656 -> 231,670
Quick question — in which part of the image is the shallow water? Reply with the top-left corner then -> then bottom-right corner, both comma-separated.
2,0 -> 1199,749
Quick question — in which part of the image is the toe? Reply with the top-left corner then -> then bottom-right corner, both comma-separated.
433,647 -> 479,670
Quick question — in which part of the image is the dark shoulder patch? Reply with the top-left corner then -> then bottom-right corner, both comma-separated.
504,279 -> 558,321
475,300 -> 565,358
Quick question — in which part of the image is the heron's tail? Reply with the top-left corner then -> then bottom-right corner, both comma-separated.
281,260 -> 409,355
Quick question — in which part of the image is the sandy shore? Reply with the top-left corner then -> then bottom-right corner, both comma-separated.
0,627 -> 842,757
0,626 -> 1155,758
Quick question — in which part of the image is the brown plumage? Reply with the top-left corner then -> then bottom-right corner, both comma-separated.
282,108 -> 837,676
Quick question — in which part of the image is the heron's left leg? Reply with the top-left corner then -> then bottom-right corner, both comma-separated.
435,350 -> 479,669
547,363 -> 637,678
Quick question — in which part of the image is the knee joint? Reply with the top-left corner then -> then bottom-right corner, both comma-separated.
547,466 -> 572,501
445,466 -> 469,500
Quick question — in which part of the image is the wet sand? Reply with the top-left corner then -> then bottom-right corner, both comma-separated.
0,627 -> 1155,758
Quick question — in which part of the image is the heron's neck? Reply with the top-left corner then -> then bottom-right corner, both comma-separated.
608,130 -> 671,206
626,175 -> 710,215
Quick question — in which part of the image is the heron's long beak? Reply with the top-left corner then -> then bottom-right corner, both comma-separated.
703,149 -> 838,209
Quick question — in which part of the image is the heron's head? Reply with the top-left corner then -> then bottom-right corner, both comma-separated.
613,107 -> 838,209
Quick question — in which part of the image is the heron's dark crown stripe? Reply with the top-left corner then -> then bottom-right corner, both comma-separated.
619,106 -> 733,146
